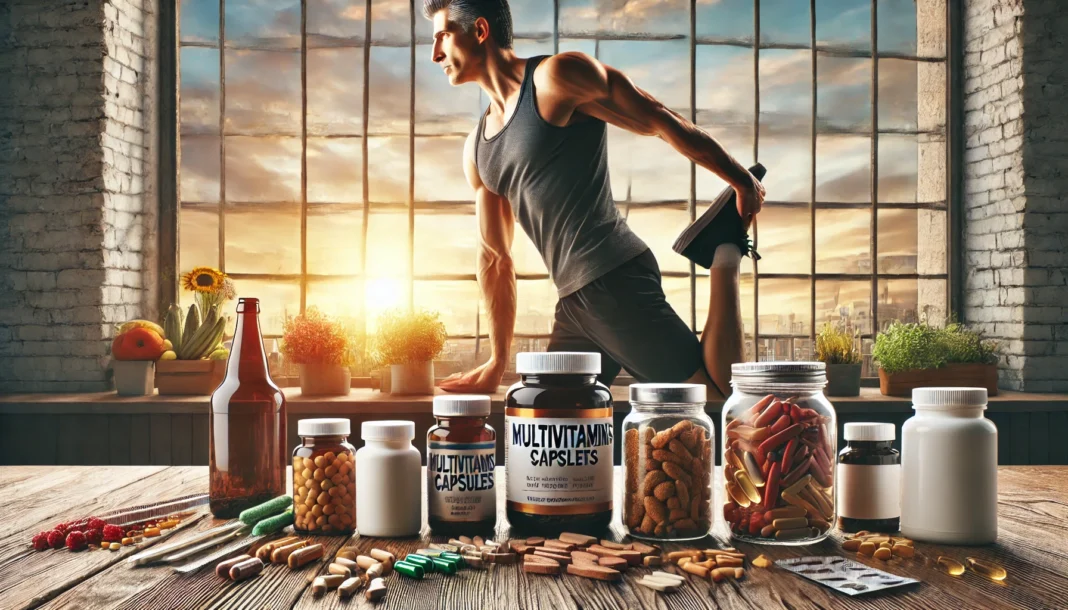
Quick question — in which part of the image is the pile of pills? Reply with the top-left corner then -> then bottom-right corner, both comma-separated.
841,531 -> 915,561
664,548 -> 748,583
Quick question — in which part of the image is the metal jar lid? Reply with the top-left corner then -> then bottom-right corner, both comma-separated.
629,383 -> 707,405
731,361 -> 827,385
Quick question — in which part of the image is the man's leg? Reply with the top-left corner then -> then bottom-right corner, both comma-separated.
683,244 -> 745,399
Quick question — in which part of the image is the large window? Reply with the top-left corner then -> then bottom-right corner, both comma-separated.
178,0 -> 949,380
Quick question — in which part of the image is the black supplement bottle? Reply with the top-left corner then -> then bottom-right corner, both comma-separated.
837,422 -> 901,533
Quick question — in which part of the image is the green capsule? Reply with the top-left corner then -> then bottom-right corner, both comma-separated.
440,551 -> 465,567
432,557 -> 457,574
394,560 -> 425,579
405,554 -> 434,571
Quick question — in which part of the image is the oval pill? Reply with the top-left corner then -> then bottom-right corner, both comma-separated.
937,556 -> 965,576
966,557 -> 1007,581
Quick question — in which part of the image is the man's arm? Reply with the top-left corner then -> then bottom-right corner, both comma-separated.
536,52 -> 765,218
439,128 -> 516,393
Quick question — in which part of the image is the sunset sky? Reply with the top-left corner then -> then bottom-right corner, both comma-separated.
177,0 -> 947,345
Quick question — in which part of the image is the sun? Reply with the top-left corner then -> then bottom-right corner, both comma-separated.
364,278 -> 407,331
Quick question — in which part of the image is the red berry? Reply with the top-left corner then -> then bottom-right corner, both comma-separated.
32,532 -> 50,552
85,529 -> 103,546
65,531 -> 87,551
47,530 -> 66,549
87,517 -> 107,531
102,524 -> 124,542
53,522 -> 69,535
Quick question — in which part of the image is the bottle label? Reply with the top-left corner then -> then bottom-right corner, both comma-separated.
426,441 -> 497,522
837,463 -> 901,520
505,407 -> 614,515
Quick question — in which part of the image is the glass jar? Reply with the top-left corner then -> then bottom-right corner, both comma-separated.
292,418 -> 356,535
623,383 -> 713,541
427,394 -> 497,535
505,352 -> 614,535
837,422 -> 900,533
721,362 -> 836,545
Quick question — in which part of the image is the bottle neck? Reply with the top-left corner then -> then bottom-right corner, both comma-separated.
228,303 -> 270,381
631,403 -> 704,415
434,416 -> 489,428
364,438 -> 412,450
301,435 -> 349,447
520,373 -> 598,387
845,440 -> 895,451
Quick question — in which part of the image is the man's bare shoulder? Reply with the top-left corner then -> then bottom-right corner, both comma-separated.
536,51 -> 608,100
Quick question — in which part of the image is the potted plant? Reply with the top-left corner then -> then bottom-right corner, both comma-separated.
110,320 -> 168,395
873,320 -> 999,397
370,308 -> 447,395
815,323 -> 862,397
281,308 -> 359,396
156,266 -> 233,395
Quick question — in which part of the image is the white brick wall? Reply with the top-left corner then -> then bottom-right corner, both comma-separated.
963,0 -> 1068,392
0,0 -> 157,392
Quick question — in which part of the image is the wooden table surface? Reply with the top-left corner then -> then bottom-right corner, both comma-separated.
1,466 -> 1065,610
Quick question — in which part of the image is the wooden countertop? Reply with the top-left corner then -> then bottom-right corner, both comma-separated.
0,466 -> 1064,609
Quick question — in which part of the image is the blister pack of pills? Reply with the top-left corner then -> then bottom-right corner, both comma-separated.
776,556 -> 920,596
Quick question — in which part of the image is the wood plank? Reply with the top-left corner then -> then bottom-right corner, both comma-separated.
149,414 -> 171,466
1029,411 -> 1050,465
130,415 -> 151,465
192,414 -> 210,466
171,414 -> 193,465
1050,411 -> 1068,465
108,415 -> 132,465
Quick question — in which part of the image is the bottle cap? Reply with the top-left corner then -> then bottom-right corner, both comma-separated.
912,387 -> 988,410
362,420 -> 415,442
844,422 -> 895,441
433,394 -> 491,417
516,351 -> 600,375
629,383 -> 706,405
297,418 -> 351,437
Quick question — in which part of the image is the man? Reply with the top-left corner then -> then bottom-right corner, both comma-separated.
428,0 -> 766,399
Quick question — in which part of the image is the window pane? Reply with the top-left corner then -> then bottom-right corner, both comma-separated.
816,280 -> 871,335
512,38 -> 554,58
696,45 -> 754,128
816,0 -> 870,52
816,207 -> 871,274
415,46 -> 480,134
878,134 -> 917,203
817,55 -> 870,132
557,38 -> 596,56
758,278 -> 811,336
232,278 -> 301,336
757,336 -> 812,362
878,58 -> 917,131
225,136 -> 301,202
759,49 -> 811,202
413,210 -> 477,277
876,278 -> 924,331
366,208 -> 409,279
511,0 -> 554,36
179,203 -> 219,272
307,206 -> 363,275
878,208 -> 947,275
816,134 -> 870,203
181,135 -> 220,202
225,50 -> 301,134
608,129 -> 690,203
308,0 -> 365,41
414,280 -> 479,337
559,0 -> 688,35
224,203 -> 301,274
625,204 -> 691,275
761,0 -> 810,46
180,0 -> 219,44
697,0 -> 753,42
307,48 -> 364,135
515,279 -> 556,336
369,47 -> 411,135
225,0 -> 300,48
414,137 -> 469,201
758,122 -> 810,203
756,205 -> 811,274
180,48 -> 219,134
695,125 -> 753,199
877,0 -> 918,56
371,0 -> 411,44
601,40 -> 690,114
513,229 -> 549,277
308,137 -> 363,203
307,277 -> 364,320
367,136 -> 409,203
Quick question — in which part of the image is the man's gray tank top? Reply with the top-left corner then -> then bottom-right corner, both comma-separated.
474,55 -> 648,297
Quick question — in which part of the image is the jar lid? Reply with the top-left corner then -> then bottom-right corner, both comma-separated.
629,383 -> 706,405
912,387 -> 988,410
731,361 -> 827,384
433,394 -> 491,417
516,351 -> 600,375
297,418 -> 350,437
844,422 -> 895,441
361,420 -> 415,442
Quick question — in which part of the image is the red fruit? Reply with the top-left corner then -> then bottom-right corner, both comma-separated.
102,524 -> 124,542
65,531 -> 88,551
87,517 -> 107,531
85,529 -> 103,546
47,530 -> 66,549
53,522 -> 70,535
112,327 -> 166,360
32,532 -> 50,552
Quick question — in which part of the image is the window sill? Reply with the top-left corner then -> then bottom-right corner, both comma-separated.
1,387 -> 1066,415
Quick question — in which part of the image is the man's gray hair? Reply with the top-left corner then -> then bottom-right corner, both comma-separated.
422,0 -> 514,49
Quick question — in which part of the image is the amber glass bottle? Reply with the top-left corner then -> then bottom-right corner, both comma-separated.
209,298 -> 288,517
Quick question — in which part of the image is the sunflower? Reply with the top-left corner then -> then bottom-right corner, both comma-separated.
181,267 -> 226,293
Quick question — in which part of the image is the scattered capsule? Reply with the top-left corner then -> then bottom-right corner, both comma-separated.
967,557 -> 1007,581
394,560 -> 425,579
405,554 -> 434,572
937,556 -> 965,576
431,557 -> 457,574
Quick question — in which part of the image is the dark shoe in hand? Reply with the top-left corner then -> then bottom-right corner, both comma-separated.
672,163 -> 766,269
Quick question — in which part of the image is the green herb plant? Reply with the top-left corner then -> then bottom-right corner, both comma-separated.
872,319 -> 998,374
815,323 -> 861,365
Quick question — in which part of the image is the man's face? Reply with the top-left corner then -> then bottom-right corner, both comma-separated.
430,10 -> 482,86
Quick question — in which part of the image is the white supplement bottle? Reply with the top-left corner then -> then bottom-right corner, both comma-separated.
356,420 -> 422,537
901,387 -> 998,544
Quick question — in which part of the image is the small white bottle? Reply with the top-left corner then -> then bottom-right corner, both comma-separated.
901,387 -> 998,544
356,420 -> 422,537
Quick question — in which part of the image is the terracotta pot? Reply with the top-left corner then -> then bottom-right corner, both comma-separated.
390,361 -> 435,395
878,362 -> 999,398
156,359 -> 226,395
298,363 -> 351,396
112,360 -> 155,396
825,362 -> 861,397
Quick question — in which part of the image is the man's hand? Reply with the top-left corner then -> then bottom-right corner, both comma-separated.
439,358 -> 506,393
734,170 -> 766,229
